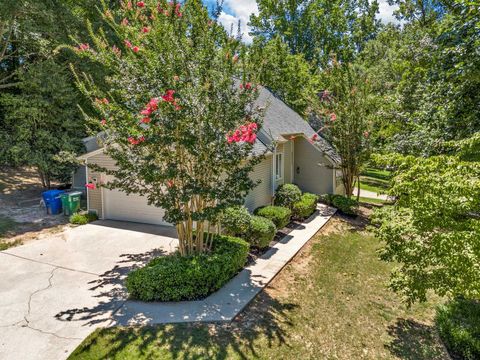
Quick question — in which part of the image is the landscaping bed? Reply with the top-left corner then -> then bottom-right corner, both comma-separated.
70,210 -> 448,360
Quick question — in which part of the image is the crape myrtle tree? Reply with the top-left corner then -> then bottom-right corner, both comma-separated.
71,0 -> 265,256
311,60 -> 373,198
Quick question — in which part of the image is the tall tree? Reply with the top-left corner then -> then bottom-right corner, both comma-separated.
247,36 -> 318,116
0,60 -> 84,187
73,0 -> 264,255
250,0 -> 380,68
311,61 -> 374,197
371,133 -> 480,304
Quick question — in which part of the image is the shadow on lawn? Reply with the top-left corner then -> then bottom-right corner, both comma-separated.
72,291 -> 297,360
386,318 -> 449,360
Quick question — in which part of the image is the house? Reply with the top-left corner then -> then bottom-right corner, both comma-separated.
76,86 -> 344,226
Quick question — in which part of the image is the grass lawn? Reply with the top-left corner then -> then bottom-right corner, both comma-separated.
70,214 -> 448,360
359,168 -> 392,194
358,196 -> 389,205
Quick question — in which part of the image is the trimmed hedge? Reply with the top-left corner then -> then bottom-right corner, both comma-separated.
292,193 -> 318,220
220,206 -> 251,236
320,194 -> 358,216
274,184 -> 302,209
69,212 -> 98,225
436,299 -> 480,360
125,234 -> 249,302
247,216 -> 276,249
255,205 -> 291,229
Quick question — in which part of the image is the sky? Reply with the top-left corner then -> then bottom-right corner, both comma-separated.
202,0 -> 399,43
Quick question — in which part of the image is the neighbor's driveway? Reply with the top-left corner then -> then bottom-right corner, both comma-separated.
0,221 -> 178,360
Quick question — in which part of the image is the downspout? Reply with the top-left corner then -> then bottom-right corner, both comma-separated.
85,159 -> 90,211
272,145 -> 277,198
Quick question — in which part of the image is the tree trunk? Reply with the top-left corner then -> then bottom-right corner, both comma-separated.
356,175 -> 361,202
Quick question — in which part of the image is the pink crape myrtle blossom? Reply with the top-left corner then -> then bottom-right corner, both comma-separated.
227,122 -> 258,144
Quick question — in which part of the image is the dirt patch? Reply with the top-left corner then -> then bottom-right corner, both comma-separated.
0,167 -> 71,246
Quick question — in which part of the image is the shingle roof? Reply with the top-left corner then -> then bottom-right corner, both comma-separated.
256,87 -> 341,164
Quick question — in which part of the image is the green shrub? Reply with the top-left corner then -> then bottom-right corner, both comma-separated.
436,299 -> 480,360
331,195 -> 358,216
69,212 -> 98,225
319,193 -> 335,206
125,234 -> 249,302
292,193 -> 318,220
274,184 -> 302,209
220,206 -> 251,236
247,216 -> 276,249
255,206 -> 291,229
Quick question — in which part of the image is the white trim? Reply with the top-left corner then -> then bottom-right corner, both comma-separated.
275,152 -> 284,181
272,147 -> 276,196
291,140 -> 295,182
85,160 -> 90,211
100,175 -> 105,219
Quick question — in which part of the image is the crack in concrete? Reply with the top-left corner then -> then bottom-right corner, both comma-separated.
20,267 -> 82,341
0,252 -> 99,276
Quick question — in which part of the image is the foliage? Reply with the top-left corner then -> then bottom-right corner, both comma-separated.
0,215 -> 18,238
331,195 -> 358,216
220,206 -> 251,237
0,60 -> 84,186
69,219 -> 448,360
247,36 -> 318,116
436,299 -> 480,360
72,0 -> 265,255
274,183 -> 302,209
69,212 -> 98,225
255,206 -> 291,229
312,61 -> 374,197
250,0 -> 379,68
371,147 -> 480,304
292,193 -> 318,219
125,234 -> 249,302
247,215 -> 276,249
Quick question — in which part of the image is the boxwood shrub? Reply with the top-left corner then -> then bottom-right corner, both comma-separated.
292,193 -> 318,220
436,299 -> 480,360
247,216 -> 276,249
220,206 -> 251,236
332,195 -> 358,216
274,184 -> 302,209
125,234 -> 249,302
254,205 -> 291,229
69,212 -> 98,225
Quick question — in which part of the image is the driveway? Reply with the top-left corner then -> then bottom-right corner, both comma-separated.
0,221 -> 178,360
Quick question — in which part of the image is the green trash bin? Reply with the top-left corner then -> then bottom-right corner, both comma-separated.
60,191 -> 82,216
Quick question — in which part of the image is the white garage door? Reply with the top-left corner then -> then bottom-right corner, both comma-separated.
103,187 -> 169,226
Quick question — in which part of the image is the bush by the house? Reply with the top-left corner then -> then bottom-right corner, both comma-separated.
125,234 -> 249,302
220,206 -> 251,236
247,215 -> 276,249
274,184 -> 302,209
436,299 -> 480,360
332,195 -> 358,215
255,205 -> 292,229
69,212 -> 98,225
319,193 -> 336,206
292,193 -> 318,220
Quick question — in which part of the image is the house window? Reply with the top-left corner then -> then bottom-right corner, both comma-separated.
275,153 -> 283,180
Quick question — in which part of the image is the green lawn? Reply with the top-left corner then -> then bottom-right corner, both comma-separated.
0,215 -> 19,238
359,168 -> 392,194
70,215 -> 448,360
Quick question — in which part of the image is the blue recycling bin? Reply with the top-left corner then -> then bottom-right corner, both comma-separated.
42,190 -> 64,215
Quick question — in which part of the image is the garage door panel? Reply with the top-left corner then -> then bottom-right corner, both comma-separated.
104,188 -> 169,226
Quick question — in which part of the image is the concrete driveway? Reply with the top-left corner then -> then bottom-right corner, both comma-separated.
0,221 -> 177,360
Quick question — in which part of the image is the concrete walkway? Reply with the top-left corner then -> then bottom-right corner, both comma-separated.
354,188 -> 389,201
0,205 -> 335,360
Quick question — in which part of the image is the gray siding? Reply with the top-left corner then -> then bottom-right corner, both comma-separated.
244,155 -> 273,212
283,140 -> 293,184
86,152 -> 118,218
293,137 -> 335,194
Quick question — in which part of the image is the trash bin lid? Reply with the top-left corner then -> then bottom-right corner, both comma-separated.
67,191 -> 83,196
42,190 -> 64,197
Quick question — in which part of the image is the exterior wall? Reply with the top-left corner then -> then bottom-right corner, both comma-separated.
86,152 -> 118,218
244,155 -> 273,212
293,137 -> 335,195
